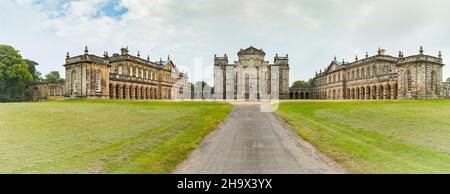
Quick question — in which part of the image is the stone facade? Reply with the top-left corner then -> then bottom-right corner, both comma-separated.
443,82 -> 450,99
311,47 -> 445,100
27,83 -> 65,101
214,46 -> 290,100
64,47 -> 189,100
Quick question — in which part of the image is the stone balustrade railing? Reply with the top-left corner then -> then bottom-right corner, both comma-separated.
65,55 -> 109,65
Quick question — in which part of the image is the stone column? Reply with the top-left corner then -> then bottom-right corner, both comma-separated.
118,85 -> 122,100
124,85 -> 129,100
131,86 -> 135,100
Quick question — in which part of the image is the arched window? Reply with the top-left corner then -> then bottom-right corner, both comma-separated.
406,71 -> 412,92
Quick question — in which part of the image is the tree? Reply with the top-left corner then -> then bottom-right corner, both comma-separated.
24,59 -> 42,83
0,45 -> 34,101
44,71 -> 64,84
447,77 -> 450,83
290,78 -> 315,91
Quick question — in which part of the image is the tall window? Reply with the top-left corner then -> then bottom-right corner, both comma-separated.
431,70 -> 437,93
97,71 -> 101,92
91,70 -> 101,92
129,67 -> 133,77
71,70 -> 76,93
118,65 -> 123,75
361,69 -> 365,78
406,71 -> 412,92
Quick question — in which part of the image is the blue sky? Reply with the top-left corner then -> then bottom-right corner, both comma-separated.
1,0 -> 449,85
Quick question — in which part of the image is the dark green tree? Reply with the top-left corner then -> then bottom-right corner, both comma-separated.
24,59 -> 42,82
447,77 -> 450,83
290,78 -> 315,90
0,45 -> 34,101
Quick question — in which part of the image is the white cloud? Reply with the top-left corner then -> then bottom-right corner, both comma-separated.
0,0 -> 449,83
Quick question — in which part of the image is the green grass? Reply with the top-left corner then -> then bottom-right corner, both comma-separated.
0,100 -> 232,173
276,100 -> 450,174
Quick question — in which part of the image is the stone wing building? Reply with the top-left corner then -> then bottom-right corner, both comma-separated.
214,46 -> 290,100
64,47 -> 189,100
311,47 -> 444,100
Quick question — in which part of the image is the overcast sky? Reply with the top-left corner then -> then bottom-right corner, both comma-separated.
1,0 -> 449,85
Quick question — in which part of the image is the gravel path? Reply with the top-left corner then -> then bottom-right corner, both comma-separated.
174,103 -> 345,174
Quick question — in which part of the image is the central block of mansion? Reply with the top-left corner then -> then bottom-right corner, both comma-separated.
214,46 -> 290,100
64,47 -> 189,100
312,47 -> 444,100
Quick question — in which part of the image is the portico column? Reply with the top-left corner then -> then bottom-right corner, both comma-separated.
130,86 -> 135,100
118,85 -> 123,99
125,85 -> 130,100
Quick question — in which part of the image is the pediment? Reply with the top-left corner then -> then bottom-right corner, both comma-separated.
238,46 -> 265,56
163,61 -> 176,71
325,61 -> 343,73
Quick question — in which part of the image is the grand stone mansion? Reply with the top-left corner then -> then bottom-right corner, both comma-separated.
64,47 -> 189,100
309,47 -> 444,100
214,46 -> 290,100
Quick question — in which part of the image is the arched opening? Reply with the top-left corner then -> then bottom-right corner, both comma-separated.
386,85 -> 391,99
305,92 -> 309,99
300,92 -> 304,99
295,92 -> 299,99
290,92 -> 294,99
109,84 -> 114,99
372,86 -> 377,99
379,85 -> 384,99
431,70 -> 437,95
393,84 -> 398,99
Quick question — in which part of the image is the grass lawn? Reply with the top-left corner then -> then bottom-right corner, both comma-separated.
276,100 -> 450,174
0,100 -> 232,173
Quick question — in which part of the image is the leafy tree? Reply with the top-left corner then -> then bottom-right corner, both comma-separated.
24,59 -> 42,82
447,77 -> 450,83
290,78 -> 315,90
44,71 -> 64,84
0,45 -> 34,101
